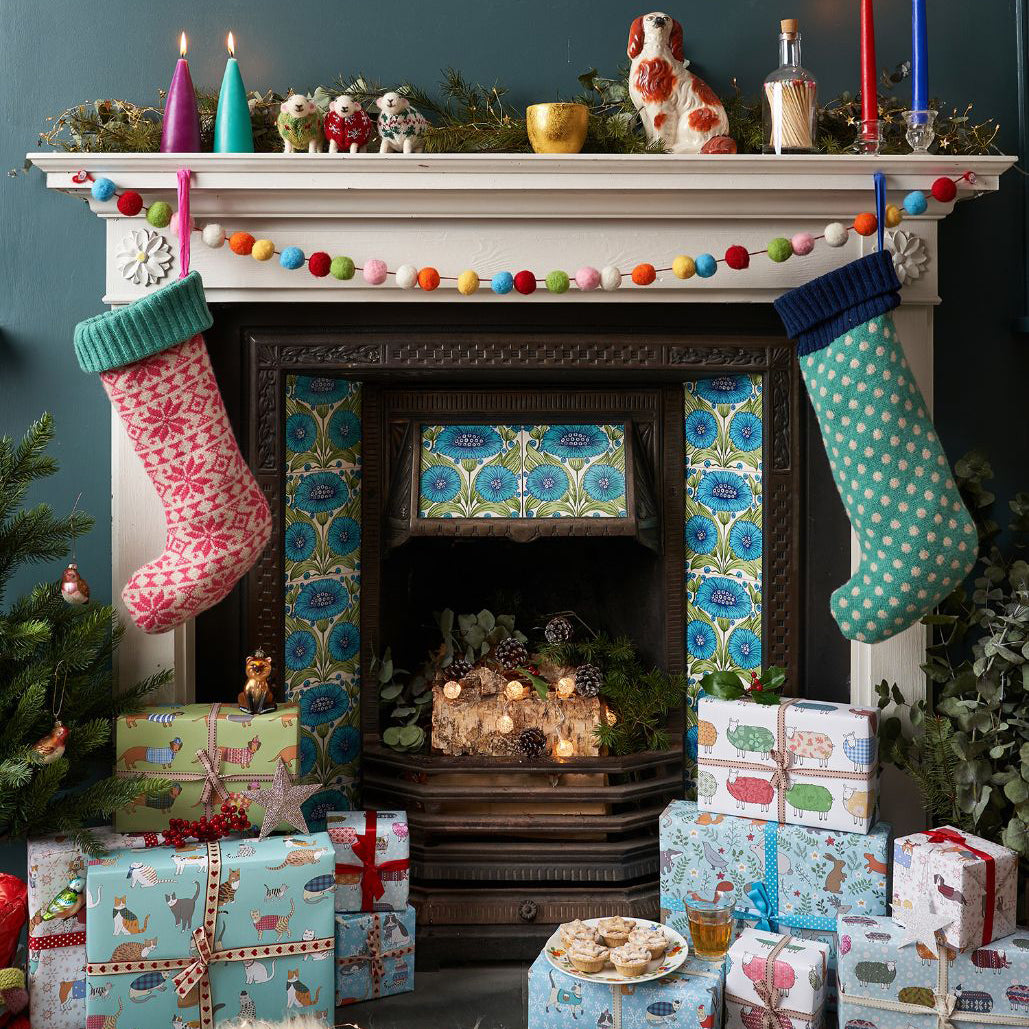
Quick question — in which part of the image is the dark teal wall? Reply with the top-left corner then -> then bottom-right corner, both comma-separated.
2,0 -> 1026,603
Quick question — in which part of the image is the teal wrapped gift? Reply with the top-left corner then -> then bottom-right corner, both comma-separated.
660,800 -> 890,1008
528,950 -> 722,1029
335,906 -> 415,1005
838,914 -> 1029,1028
85,834 -> 335,1028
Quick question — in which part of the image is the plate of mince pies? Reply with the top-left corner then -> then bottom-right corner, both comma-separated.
545,916 -> 688,984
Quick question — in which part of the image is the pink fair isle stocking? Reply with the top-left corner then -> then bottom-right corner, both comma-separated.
101,334 -> 271,634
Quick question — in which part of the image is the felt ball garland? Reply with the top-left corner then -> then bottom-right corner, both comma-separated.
79,170 -> 974,293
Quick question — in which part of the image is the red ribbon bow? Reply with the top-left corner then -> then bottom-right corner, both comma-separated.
924,827 -> 996,946
335,810 -> 410,912
174,925 -> 213,997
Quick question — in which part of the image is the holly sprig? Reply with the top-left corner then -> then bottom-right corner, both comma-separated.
699,666 -> 787,705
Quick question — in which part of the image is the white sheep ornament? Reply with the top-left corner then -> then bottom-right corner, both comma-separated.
376,91 -> 429,154
276,94 -> 323,153
324,95 -> 375,154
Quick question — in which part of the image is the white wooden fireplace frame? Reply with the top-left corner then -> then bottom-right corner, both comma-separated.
28,152 -> 1014,708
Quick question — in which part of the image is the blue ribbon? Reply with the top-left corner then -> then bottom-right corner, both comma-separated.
874,170 -> 887,252
747,881 -> 777,932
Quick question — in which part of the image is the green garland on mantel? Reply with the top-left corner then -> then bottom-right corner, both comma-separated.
38,66 -> 999,156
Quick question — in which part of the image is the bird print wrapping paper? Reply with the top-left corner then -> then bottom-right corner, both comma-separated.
696,697 -> 880,834
327,809 -> 410,913
837,914 -> 1029,1028
527,947 -> 723,1029
892,826 -> 1019,953
27,829 -> 164,1029
112,703 -> 300,832
335,906 -> 416,1005
659,801 -> 891,1011
84,832 -> 334,1028
724,928 -> 829,1029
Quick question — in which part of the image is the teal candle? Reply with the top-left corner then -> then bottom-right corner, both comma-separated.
214,34 -> 253,153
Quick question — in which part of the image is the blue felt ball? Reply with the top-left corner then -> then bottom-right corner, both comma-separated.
903,190 -> 928,216
491,271 -> 514,295
280,246 -> 305,270
695,253 -> 718,278
91,177 -> 116,202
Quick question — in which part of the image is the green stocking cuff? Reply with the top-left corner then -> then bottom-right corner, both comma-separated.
74,271 -> 213,374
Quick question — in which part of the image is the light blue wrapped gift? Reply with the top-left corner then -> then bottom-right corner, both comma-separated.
528,949 -> 722,1029
838,914 -> 1029,1028
85,834 -> 335,1027
335,906 -> 415,1005
660,800 -> 890,1009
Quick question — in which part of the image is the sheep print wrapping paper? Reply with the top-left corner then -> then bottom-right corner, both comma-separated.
27,829 -> 164,1029
335,906 -> 416,1005
724,927 -> 829,1029
696,696 -> 879,834
837,914 -> 1029,1028
85,833 -> 334,1028
328,809 -> 410,912
113,702 -> 299,831
659,800 -> 890,1010
527,948 -> 723,1029
893,825 -> 1018,952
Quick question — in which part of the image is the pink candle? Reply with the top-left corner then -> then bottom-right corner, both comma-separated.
161,33 -> 201,153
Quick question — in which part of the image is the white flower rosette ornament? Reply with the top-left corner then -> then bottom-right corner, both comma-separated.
116,228 -> 173,285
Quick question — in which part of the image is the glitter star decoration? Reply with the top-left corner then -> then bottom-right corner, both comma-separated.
893,905 -> 955,958
242,758 -> 321,839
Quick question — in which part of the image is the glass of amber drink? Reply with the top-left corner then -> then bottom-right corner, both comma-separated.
684,894 -> 735,961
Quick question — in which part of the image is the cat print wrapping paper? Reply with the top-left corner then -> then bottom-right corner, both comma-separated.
84,833 -> 334,1028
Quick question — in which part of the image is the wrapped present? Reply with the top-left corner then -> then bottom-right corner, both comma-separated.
893,825 -> 1018,952
838,914 -> 1029,1028
335,906 -> 415,1005
27,829 -> 164,1029
85,833 -> 334,1028
328,809 -> 410,912
724,927 -> 829,1029
528,949 -> 723,1029
659,800 -> 890,1009
113,702 -> 299,831
697,696 -> 879,834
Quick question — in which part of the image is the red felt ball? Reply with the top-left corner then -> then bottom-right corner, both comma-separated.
931,176 -> 958,203
853,212 -> 878,237
117,191 -> 143,216
514,270 -> 537,295
631,263 -> 656,286
725,245 -> 750,270
309,251 -> 331,277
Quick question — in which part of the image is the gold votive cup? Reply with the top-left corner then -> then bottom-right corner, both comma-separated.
526,103 -> 589,154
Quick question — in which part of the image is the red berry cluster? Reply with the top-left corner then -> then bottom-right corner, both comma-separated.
162,803 -> 250,846
746,671 -> 764,693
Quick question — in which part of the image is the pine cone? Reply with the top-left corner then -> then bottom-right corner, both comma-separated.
494,636 -> 529,670
575,663 -> 603,698
447,657 -> 474,680
544,616 -> 574,644
515,726 -> 548,759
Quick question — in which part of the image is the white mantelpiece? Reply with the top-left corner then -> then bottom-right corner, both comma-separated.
27,152 -> 1015,704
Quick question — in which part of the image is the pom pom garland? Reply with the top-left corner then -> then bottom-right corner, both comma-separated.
457,270 -> 480,294
279,245 -> 304,269
170,213 -> 194,238
903,190 -> 928,215
229,231 -> 256,256
309,251 -> 331,277
600,266 -> 622,291
546,270 -> 570,293
363,258 -> 388,285
790,232 -> 815,256
201,223 -> 226,248
252,239 -> 275,261
491,271 -> 514,294
824,222 -> 849,247
514,270 -> 537,294
931,176 -> 958,203
575,267 -> 601,290
146,201 -> 172,228
695,254 -> 717,278
724,245 -> 750,270
631,263 -> 657,285
116,191 -> 143,216
418,267 -> 441,291
395,264 -> 418,289
331,255 -> 355,280
91,177 -> 116,202
885,204 -> 904,228
767,237 -> 792,263
672,255 -> 696,279
853,212 -> 878,237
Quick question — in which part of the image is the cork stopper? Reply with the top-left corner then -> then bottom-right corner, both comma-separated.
781,18 -> 799,36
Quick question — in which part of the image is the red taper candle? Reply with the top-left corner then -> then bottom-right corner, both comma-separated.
160,33 -> 201,153
859,0 -> 878,137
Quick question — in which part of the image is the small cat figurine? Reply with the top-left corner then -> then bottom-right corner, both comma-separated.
217,868 -> 241,907
264,883 -> 288,900
285,968 -> 322,1008
109,938 -> 157,962
250,898 -> 295,940
112,896 -> 149,936
165,880 -> 201,931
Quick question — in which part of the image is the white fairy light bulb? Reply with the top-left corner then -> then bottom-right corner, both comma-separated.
498,712 -> 514,734
556,676 -> 576,699
555,737 -> 575,758
505,680 -> 527,701
443,680 -> 462,700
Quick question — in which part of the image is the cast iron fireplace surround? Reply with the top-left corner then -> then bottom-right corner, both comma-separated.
195,302 -> 849,958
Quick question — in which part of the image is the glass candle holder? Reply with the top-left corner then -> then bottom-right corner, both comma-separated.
685,894 -> 736,962
853,118 -> 883,155
905,110 -> 937,154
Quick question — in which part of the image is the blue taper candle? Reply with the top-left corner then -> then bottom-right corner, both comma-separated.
213,32 -> 254,153
912,0 -> 929,117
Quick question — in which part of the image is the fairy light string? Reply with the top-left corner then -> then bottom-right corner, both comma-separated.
73,168 -> 976,294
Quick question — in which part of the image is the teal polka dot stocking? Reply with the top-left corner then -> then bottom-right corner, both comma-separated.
776,252 -> 976,643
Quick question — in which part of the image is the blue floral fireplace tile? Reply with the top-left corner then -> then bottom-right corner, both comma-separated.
418,423 -> 627,519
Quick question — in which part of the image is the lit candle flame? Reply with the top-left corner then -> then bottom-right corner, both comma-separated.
179,32 -> 187,57
227,31 -> 235,57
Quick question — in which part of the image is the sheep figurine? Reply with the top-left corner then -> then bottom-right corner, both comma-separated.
277,94 -> 323,153
376,91 -> 429,154
324,95 -> 375,154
